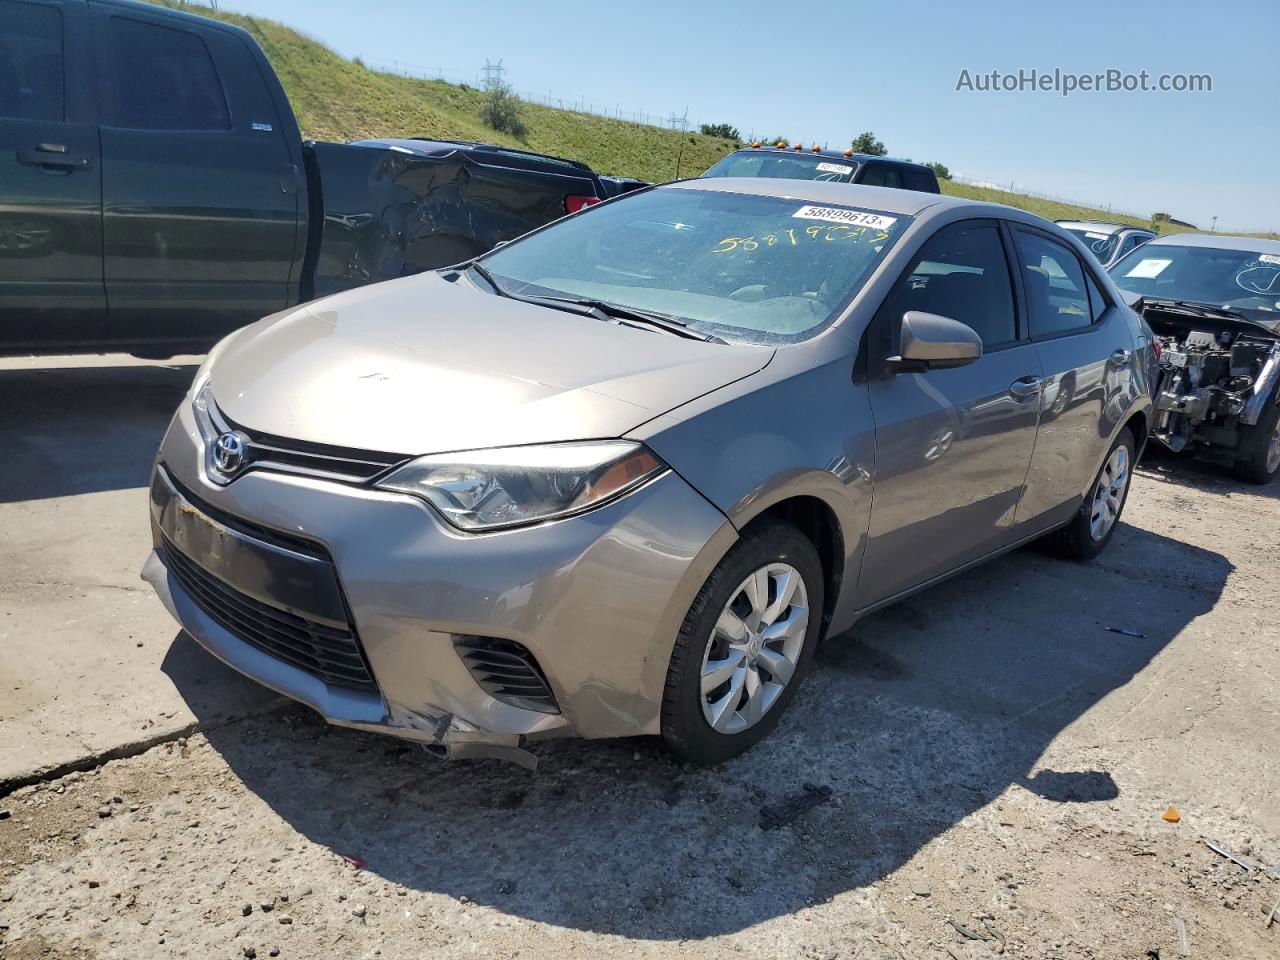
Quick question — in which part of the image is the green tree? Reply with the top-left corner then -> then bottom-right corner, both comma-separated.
926,161 -> 952,180
480,81 -> 527,138
851,131 -> 886,156
699,123 -> 740,140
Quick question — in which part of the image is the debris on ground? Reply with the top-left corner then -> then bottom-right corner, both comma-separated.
1163,806 -> 1182,823
1105,626 -> 1148,638
1202,837 -> 1258,871
1265,892 -> 1280,929
339,853 -> 367,870
759,783 -> 832,831
1175,916 -> 1190,956
909,880 -> 931,897
949,918 -> 991,941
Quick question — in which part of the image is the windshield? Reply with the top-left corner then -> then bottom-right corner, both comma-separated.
1064,228 -> 1119,263
479,187 -> 911,344
1109,243 -> 1280,313
703,151 -> 858,184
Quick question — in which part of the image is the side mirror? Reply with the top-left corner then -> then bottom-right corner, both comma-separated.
888,310 -> 983,372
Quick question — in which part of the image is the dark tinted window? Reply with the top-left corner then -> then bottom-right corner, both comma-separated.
860,164 -> 902,189
902,168 -> 936,192
107,18 -> 229,130
0,1 -> 63,122
1015,231 -> 1093,336
879,222 -> 1017,347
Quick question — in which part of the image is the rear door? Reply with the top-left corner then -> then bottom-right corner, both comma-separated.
856,219 -> 1044,606
0,0 -> 104,350
1010,226 -> 1141,528
91,3 -> 300,347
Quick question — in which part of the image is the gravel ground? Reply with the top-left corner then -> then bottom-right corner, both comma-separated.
2,456 -> 1278,960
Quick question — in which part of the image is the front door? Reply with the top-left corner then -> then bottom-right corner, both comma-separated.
91,3 -> 300,347
856,220 -> 1042,606
0,0 -> 104,351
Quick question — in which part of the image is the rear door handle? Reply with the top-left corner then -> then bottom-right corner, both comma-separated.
1108,348 -> 1132,366
17,144 -> 90,170
1009,376 -> 1042,399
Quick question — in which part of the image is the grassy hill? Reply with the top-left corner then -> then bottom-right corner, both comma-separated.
160,2 -> 1274,239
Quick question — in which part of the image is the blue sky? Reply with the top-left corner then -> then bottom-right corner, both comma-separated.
220,0 -> 1279,232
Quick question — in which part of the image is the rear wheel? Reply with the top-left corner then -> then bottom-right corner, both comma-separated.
1047,427 -> 1135,562
661,523 -> 823,766
1234,400 -> 1280,485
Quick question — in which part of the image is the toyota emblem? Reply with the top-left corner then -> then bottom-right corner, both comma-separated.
212,431 -> 249,475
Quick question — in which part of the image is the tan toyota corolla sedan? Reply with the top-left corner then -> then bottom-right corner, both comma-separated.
144,179 -> 1153,767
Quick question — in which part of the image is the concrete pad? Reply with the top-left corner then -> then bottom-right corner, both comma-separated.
0,355 -> 283,788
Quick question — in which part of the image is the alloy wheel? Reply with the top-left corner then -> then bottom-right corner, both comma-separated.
1266,417 -> 1280,475
698,563 -> 808,735
1089,444 -> 1130,541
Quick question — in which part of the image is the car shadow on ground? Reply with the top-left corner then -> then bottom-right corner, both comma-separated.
0,360 -> 197,503
174,518 -> 1231,941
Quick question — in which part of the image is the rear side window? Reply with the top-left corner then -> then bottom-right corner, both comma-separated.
1014,230 -> 1093,337
902,168 -> 935,192
1085,273 -> 1108,323
106,17 -> 230,130
0,0 -> 63,122
878,221 -> 1017,347
860,164 -> 902,189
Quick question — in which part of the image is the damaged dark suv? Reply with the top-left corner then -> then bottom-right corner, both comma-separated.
1109,234 -> 1280,483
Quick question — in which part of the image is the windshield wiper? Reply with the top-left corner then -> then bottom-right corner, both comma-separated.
1144,298 -> 1248,322
534,296 -> 726,344
467,261 -> 507,297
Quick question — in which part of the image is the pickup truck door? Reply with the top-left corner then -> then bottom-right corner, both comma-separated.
855,220 -> 1043,607
0,0 -> 104,351
91,3 -> 301,349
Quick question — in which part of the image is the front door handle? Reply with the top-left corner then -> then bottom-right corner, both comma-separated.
1108,348 -> 1132,366
1009,376 -> 1042,399
16,144 -> 90,170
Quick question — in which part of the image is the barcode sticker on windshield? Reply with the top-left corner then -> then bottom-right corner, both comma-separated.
793,206 -> 896,230
1125,258 -> 1172,279
815,162 -> 854,175
1085,231 -> 1110,240
1258,254 -> 1280,266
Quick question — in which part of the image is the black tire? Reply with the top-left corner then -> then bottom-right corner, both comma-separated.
1047,427 -> 1136,563
660,522 -> 824,767
1233,400 -> 1280,485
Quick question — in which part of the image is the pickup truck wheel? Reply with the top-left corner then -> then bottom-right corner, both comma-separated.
661,523 -> 823,767
1234,401 -> 1280,485
1046,427 -> 1135,563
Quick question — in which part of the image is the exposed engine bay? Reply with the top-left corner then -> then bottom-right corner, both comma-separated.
1145,301 -> 1280,461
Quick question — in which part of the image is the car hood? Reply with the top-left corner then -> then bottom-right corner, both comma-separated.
209,273 -> 774,454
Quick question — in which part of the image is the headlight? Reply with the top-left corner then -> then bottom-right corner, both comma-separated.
375,441 -> 667,531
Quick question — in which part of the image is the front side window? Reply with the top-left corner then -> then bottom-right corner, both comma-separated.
1015,230 -> 1093,337
876,221 -> 1017,347
106,18 -> 230,131
480,188 -> 911,344
702,151 -> 858,183
0,0 -> 63,122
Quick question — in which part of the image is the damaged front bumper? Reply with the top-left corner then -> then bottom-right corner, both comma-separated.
141,401 -> 735,764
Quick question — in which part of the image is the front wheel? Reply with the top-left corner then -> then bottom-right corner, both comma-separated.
1047,427 -> 1136,562
1234,401 -> 1280,485
661,523 -> 824,766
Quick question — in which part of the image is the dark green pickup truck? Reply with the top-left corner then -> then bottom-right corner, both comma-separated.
1,0 -> 608,356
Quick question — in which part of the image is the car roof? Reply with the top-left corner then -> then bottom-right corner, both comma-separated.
1142,233 -> 1280,255
723,146 -> 932,171
667,177 -> 988,217
1055,220 -> 1152,235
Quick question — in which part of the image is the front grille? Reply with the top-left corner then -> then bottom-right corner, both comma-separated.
162,536 -> 378,692
202,389 -> 409,484
456,637 -> 560,714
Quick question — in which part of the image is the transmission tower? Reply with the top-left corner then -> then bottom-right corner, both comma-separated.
481,59 -> 505,91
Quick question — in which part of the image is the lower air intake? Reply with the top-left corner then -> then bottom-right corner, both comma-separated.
455,637 -> 560,714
